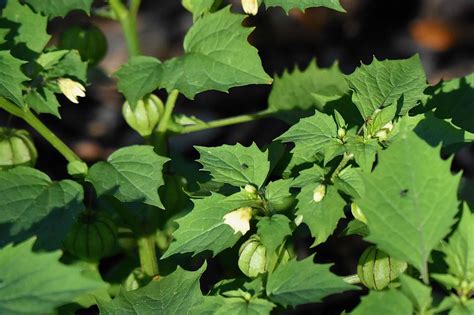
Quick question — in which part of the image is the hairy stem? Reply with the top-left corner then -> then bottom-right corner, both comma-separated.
0,97 -> 81,163
179,109 -> 275,134
330,152 -> 352,183
109,0 -> 141,57
137,235 -> 159,277
155,90 -> 179,156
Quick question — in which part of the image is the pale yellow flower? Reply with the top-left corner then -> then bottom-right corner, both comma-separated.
223,207 -> 252,235
242,0 -> 259,15
313,184 -> 326,203
57,78 -> 86,104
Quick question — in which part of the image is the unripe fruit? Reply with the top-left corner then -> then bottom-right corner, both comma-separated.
122,95 -> 164,137
0,128 -> 37,170
59,25 -> 107,65
238,235 -> 267,277
357,246 -> 407,290
64,210 -> 118,262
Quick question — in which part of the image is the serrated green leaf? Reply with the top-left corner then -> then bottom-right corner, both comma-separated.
263,0 -> 346,13
163,194 -> 243,258
347,55 -> 428,118
334,166 -> 365,198
183,0 -> 219,21
277,111 -> 339,161
114,56 -> 162,109
341,219 -> 368,237
0,238 -> 105,314
87,145 -> 168,208
0,167 -> 84,250
193,295 -> 276,315
0,51 -> 28,106
36,50 -> 69,69
1,0 -> 51,53
413,112 -> 474,154
296,185 -> 345,246
399,274 -> 433,314
196,143 -> 270,188
257,214 -> 292,256
349,289 -> 413,315
292,164 -> 326,188
441,206 -> 474,282
429,73 -> 474,133
24,0 -> 94,18
357,131 -> 461,280
345,137 -> 378,172
46,50 -> 88,84
268,60 -> 349,112
25,87 -> 61,117
116,8 -> 272,101
99,265 -> 205,314
265,179 -> 294,211
266,256 -> 356,307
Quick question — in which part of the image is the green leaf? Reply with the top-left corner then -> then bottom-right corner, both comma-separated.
357,131 -> 461,280
292,164 -> 326,188
162,194 -> 242,258
0,167 -> 84,250
413,112 -> 474,152
257,214 -> 292,256
429,73 -> 474,133
0,51 -> 28,106
334,166 -> 365,198
441,206 -> 474,282
296,185 -> 345,246
196,143 -> 270,188
24,0 -> 94,18
182,0 -> 219,20
99,265 -> 205,314
25,87 -> 61,117
263,0 -> 346,13
1,0 -> 51,53
349,289 -> 413,315
266,256 -> 356,307
345,137 -> 378,172
193,295 -> 276,315
0,238 -> 105,314
114,56 -> 162,109
86,145 -> 168,208
265,179 -> 294,211
341,219 -> 368,237
277,111 -> 339,161
450,300 -> 474,315
399,274 -> 433,314
46,50 -> 88,84
346,55 -> 428,118
268,60 -> 349,112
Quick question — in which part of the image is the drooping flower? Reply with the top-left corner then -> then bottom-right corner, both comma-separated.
242,0 -> 259,15
223,207 -> 252,235
57,78 -> 86,104
313,184 -> 326,203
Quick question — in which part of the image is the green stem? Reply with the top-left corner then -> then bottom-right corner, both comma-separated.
154,90 -> 179,156
343,274 -> 361,284
180,109 -> 275,134
137,235 -> 159,277
330,152 -> 352,183
109,0 -> 141,57
0,97 -> 81,163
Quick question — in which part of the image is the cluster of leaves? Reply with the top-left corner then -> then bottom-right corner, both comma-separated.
0,0 -> 473,314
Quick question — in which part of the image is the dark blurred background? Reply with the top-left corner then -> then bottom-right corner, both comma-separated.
2,0 -> 473,313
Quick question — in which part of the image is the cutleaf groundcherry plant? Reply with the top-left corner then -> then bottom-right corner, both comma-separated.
0,0 -> 473,314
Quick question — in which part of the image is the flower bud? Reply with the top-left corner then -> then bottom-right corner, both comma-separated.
337,128 -> 346,139
122,95 -> 163,137
223,207 -> 252,235
351,203 -> 367,224
244,184 -> 258,195
242,0 -> 259,15
67,161 -> 88,178
313,184 -> 326,203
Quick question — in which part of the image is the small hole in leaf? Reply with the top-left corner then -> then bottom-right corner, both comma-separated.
241,163 -> 249,170
400,189 -> 409,197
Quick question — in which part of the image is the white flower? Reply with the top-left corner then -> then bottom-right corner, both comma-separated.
223,207 -> 252,235
242,0 -> 259,15
313,184 -> 326,203
57,78 -> 86,104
